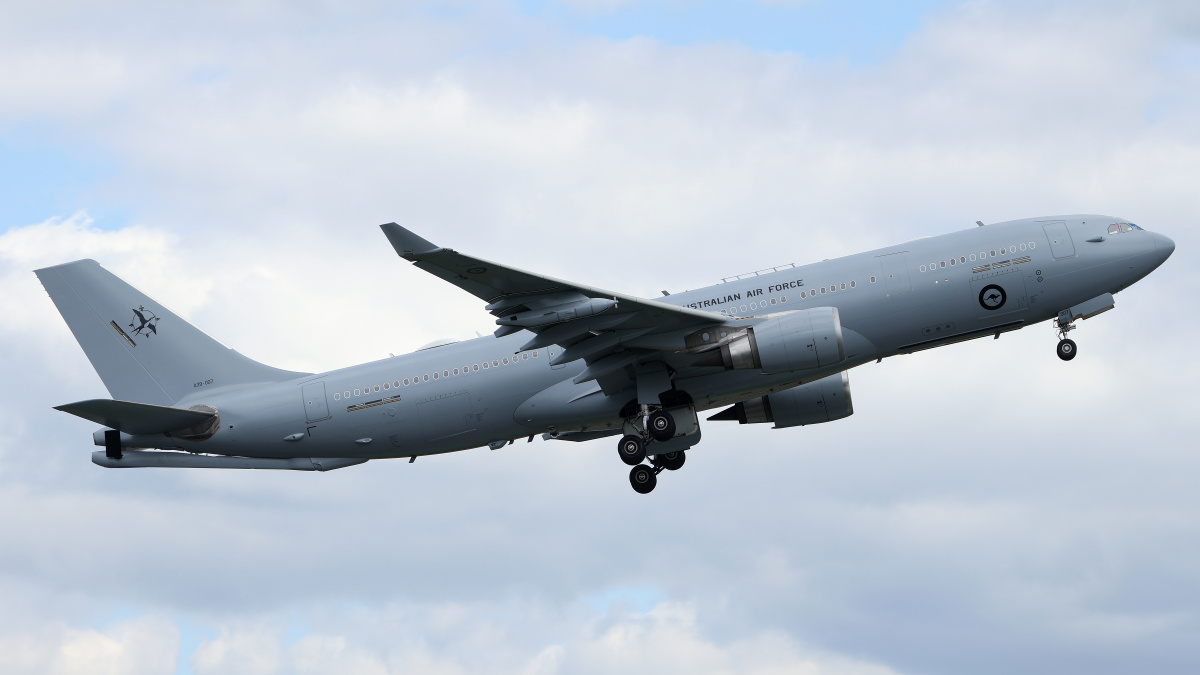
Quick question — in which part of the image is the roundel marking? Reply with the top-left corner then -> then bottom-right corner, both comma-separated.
466,267 -> 487,274
979,284 -> 1006,311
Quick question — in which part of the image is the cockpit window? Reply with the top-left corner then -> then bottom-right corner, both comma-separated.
1109,222 -> 1143,234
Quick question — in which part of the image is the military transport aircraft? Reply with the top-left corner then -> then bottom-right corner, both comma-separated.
37,215 -> 1174,493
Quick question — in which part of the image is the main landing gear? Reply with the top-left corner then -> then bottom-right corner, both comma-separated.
617,408 -> 687,494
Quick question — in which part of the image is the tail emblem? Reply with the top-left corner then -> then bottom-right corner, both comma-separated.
129,306 -> 160,340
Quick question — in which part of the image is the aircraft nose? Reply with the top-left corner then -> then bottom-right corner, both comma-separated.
1153,232 -> 1176,261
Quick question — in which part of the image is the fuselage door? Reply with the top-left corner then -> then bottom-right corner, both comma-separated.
1042,222 -> 1076,259
302,381 -> 331,422
876,252 -> 913,296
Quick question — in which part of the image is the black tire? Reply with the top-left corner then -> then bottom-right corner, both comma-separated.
629,464 -> 657,494
657,451 -> 686,471
647,410 -> 676,442
1057,338 -> 1077,361
617,435 -> 646,466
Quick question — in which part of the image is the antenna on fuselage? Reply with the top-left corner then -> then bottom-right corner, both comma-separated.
976,220 -> 985,227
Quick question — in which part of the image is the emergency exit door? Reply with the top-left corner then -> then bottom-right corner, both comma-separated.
302,381 -> 331,422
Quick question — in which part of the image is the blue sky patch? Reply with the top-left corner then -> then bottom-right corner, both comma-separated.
0,130 -> 132,233
513,0 -> 953,64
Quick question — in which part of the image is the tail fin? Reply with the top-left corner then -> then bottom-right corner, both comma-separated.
35,259 -> 306,405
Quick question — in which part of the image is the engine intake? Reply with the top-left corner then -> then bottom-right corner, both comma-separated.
708,371 -> 853,428
697,307 -> 846,373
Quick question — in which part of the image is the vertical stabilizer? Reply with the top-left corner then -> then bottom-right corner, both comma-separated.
36,259 -> 307,405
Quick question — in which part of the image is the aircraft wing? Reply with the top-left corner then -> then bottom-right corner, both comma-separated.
381,223 -> 728,390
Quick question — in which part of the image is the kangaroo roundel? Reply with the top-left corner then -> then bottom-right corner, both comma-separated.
979,284 -> 1006,311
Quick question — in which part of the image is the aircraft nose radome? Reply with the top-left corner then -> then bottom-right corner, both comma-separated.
1153,232 -> 1176,260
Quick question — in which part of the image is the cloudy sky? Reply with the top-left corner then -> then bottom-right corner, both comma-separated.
1,0 -> 1198,673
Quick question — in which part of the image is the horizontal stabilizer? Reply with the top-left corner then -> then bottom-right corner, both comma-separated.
55,399 -> 215,435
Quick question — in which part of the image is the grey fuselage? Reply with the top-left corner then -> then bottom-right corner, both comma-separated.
139,215 -> 1173,460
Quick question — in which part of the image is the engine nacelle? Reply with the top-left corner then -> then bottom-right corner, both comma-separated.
699,307 -> 846,374
708,371 -> 854,429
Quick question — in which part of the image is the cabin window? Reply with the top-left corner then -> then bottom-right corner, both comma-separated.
522,353 -> 529,360
344,391 -> 350,398
383,382 -> 389,390
770,298 -> 777,305
473,364 -> 480,371
433,372 -> 439,380
870,276 -> 876,283
482,362 -> 489,369
920,265 -> 927,272
373,385 -> 380,392
503,358 -> 509,365
801,291 -> 806,298
990,249 -> 996,257
840,283 -> 847,289
850,280 -> 856,288
492,360 -> 499,367
531,351 -> 538,358
354,389 -> 361,396
940,261 -> 946,268
333,393 -> 340,400
960,256 -> 966,263
393,380 -> 400,388
1029,241 -> 1036,248
949,259 -> 955,266
820,287 -> 826,294
403,379 -> 409,386
453,368 -> 459,375
780,296 -> 787,303
423,375 -> 429,382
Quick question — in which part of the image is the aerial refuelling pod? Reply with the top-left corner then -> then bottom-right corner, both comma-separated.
698,307 -> 846,374
708,371 -> 854,429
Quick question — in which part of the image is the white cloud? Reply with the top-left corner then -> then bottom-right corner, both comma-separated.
0,616 -> 178,675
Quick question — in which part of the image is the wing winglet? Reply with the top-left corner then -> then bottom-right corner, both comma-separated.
380,223 -> 440,260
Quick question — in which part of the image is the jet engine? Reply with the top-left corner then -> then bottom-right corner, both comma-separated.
708,371 -> 853,429
696,307 -> 845,374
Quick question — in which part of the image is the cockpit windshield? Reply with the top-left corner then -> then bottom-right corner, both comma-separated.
1108,222 -> 1143,234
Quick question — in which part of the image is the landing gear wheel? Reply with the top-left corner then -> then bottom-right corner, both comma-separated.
647,410 -> 676,442
617,435 -> 647,466
629,464 -> 657,494
1057,338 -> 1077,361
652,451 -> 686,471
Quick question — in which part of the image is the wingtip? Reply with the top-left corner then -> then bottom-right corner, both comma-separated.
380,223 -> 440,259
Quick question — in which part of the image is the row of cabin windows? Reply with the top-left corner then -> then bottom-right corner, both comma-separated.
332,349 -> 540,400
918,241 -> 1037,273
720,277 -> 873,316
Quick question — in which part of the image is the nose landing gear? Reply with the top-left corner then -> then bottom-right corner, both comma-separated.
1055,317 -> 1079,361
1056,337 -> 1077,361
